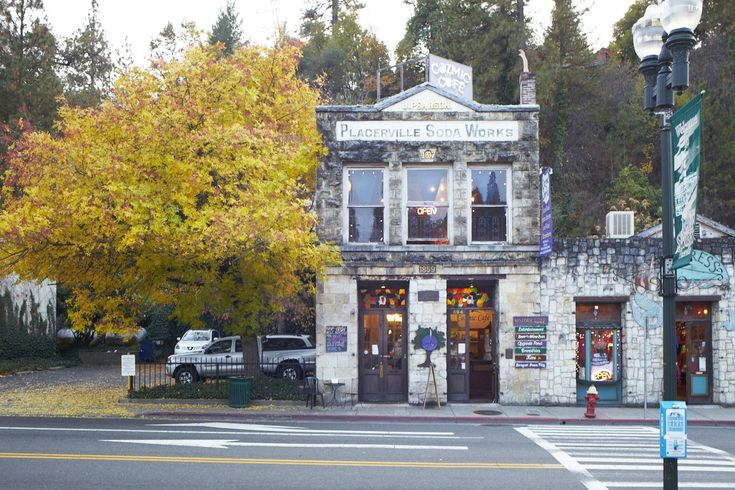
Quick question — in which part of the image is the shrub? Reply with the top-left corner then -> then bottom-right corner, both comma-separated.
0,331 -> 57,360
129,375 -> 304,401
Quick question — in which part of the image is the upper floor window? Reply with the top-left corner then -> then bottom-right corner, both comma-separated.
406,168 -> 449,245
471,168 -> 509,242
347,169 -> 384,243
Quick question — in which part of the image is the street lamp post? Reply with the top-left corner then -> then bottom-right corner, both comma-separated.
632,1 -> 703,489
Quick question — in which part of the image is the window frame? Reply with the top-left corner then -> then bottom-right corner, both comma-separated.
403,165 -> 452,245
343,166 -> 387,244
468,165 -> 512,244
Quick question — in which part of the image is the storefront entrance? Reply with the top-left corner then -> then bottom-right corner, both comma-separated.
446,285 -> 497,402
676,302 -> 713,404
575,302 -> 623,405
358,285 -> 407,402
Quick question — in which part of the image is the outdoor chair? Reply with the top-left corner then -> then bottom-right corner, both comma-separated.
304,376 -> 324,409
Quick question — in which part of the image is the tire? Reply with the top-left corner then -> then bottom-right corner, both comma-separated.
174,366 -> 199,384
277,363 -> 302,381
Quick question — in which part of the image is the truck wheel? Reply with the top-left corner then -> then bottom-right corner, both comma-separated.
277,363 -> 302,381
175,366 -> 198,384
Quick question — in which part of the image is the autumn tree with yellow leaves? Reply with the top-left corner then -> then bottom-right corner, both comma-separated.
0,42 -> 338,336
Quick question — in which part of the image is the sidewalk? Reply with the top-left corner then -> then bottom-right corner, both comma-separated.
123,398 -> 735,426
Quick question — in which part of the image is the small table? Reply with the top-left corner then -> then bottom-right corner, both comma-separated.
323,381 -> 345,407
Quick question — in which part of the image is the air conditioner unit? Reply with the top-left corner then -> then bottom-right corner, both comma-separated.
606,211 -> 635,238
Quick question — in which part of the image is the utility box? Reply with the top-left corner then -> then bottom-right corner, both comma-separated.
660,401 -> 687,458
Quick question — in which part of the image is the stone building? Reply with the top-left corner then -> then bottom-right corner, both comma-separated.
313,73 -> 735,407
541,218 -> 735,406
314,80 -> 541,404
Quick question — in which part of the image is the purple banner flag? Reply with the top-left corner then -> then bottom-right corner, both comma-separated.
540,167 -> 553,256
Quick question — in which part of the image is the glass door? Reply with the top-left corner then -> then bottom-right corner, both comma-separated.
447,308 -> 496,401
447,311 -> 468,400
686,322 -> 712,403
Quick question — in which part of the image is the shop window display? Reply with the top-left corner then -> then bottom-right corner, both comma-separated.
575,303 -> 622,383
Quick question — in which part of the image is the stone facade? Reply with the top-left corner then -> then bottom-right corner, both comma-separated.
541,237 -> 735,405
314,83 -> 542,404
313,80 -> 735,407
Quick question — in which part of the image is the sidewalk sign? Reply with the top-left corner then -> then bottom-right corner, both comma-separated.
660,401 -> 687,458
121,354 -> 136,376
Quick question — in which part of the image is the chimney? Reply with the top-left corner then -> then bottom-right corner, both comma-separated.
519,73 -> 536,105
518,50 -> 536,105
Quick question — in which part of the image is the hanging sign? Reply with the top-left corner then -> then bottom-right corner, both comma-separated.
540,167 -> 553,256
672,92 -> 704,269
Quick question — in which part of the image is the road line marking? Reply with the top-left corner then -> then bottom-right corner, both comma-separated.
103,439 -> 469,451
516,427 -> 607,490
575,457 -> 735,465
150,422 -> 456,436
0,452 -> 563,470
601,482 -> 735,488
583,464 -> 735,472
0,426 -> 473,440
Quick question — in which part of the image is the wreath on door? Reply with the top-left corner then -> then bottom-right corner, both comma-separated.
412,326 -> 446,368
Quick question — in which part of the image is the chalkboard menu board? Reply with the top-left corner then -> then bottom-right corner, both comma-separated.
326,326 -> 348,353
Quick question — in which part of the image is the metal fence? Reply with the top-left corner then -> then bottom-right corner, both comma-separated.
132,358 -> 314,391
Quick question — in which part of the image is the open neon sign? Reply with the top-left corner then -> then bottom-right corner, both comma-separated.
416,207 -> 438,215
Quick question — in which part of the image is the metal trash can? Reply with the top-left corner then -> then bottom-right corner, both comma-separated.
228,377 -> 252,408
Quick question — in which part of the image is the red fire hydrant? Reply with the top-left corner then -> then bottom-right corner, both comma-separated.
584,385 -> 599,418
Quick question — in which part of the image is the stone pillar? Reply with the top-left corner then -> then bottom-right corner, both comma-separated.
520,72 -> 536,105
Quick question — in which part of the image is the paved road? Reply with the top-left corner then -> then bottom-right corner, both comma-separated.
1,417 -> 734,489
517,424 -> 735,489
0,417 -> 578,490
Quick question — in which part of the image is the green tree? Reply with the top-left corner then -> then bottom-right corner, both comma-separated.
0,0 -> 62,131
58,0 -> 113,108
299,2 -> 390,104
692,0 -> 735,226
208,0 -> 244,56
609,0 -> 649,65
397,0 -> 530,104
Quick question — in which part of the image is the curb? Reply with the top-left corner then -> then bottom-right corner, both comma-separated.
127,409 -> 735,426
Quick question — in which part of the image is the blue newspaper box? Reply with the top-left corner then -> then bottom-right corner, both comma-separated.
659,401 -> 687,458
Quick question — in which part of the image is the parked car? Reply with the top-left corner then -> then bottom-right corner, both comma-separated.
166,336 -> 243,384
258,334 -> 316,380
174,329 -> 220,354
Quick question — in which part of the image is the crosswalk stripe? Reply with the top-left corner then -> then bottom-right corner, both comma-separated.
601,482 -> 735,488
517,424 -> 735,489
575,457 -> 734,465
583,464 -> 735,472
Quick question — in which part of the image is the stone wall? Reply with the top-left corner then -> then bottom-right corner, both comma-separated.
541,237 -> 735,405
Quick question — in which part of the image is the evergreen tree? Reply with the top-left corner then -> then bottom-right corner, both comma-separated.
58,0 -> 113,108
397,0 -> 530,104
299,2 -> 389,104
209,0 -> 244,56
0,0 -> 62,131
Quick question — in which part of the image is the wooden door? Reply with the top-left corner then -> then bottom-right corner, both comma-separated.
358,310 -> 407,402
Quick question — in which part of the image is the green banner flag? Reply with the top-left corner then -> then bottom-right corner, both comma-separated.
671,92 -> 704,270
